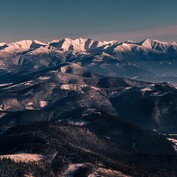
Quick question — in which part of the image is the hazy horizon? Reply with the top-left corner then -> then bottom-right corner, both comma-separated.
1,0 -> 177,42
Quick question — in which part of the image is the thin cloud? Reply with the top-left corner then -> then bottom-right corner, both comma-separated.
94,24 -> 177,42
36,24 -> 177,43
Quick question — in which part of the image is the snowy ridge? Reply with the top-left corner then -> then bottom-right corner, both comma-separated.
0,153 -> 43,163
1,38 -> 177,83
0,40 -> 46,56
49,37 -> 116,53
1,38 -> 176,57
0,42 -> 6,47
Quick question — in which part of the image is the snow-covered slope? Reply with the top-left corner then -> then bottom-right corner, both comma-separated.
49,37 -> 115,53
140,38 -> 177,52
1,38 -> 177,56
0,42 -> 6,47
1,38 -> 177,83
0,52 -> 177,176
0,40 -> 46,57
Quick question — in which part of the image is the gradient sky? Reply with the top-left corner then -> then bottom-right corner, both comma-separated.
0,0 -> 177,42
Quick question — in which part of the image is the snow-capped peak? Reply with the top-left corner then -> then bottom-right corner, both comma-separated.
0,42 -> 7,47
49,38 -> 107,53
140,39 -> 154,48
139,38 -> 177,52
33,40 -> 47,46
124,40 -> 136,44
10,40 -> 46,48
1,38 -> 177,57
0,40 -> 46,55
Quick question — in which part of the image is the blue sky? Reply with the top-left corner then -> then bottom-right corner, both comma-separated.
0,0 -> 177,42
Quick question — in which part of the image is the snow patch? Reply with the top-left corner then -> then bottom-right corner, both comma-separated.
0,42 -> 6,47
0,153 -> 43,163
26,102 -> 34,110
89,86 -> 101,91
89,167 -> 131,177
60,66 -> 67,73
39,76 -> 50,81
141,84 -> 156,92
39,101 -> 48,108
168,138 -> 177,152
0,112 -> 7,118
24,81 -> 33,86
63,163 -> 85,176
27,46 -> 51,55
82,108 -> 101,117
0,83 -> 12,87
67,121 -> 88,126
61,84 -> 71,90
60,84 -> 100,91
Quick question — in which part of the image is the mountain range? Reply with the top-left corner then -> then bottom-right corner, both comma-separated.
0,38 -> 177,176
1,38 -> 177,84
